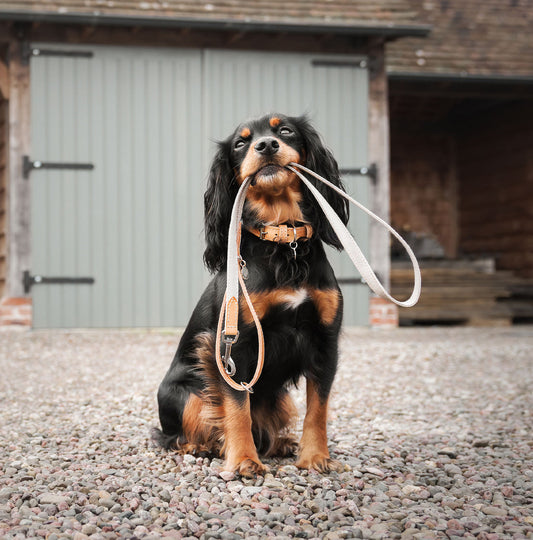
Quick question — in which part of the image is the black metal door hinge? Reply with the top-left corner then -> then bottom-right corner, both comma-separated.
23,271 -> 95,293
340,163 -> 377,183
23,155 -> 94,179
22,42 -> 94,64
312,59 -> 368,69
337,277 -> 363,285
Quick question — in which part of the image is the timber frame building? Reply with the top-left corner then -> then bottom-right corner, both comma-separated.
0,1 -> 531,327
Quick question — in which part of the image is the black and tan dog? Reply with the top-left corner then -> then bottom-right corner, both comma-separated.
154,114 -> 349,477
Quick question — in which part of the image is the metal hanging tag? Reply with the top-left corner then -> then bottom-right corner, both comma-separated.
239,257 -> 249,280
290,225 -> 298,259
290,241 -> 298,259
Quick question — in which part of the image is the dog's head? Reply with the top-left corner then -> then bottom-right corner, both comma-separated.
204,114 -> 349,273
233,115 -> 302,190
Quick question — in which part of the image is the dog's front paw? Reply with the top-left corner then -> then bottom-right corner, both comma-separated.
296,452 -> 342,473
225,457 -> 268,478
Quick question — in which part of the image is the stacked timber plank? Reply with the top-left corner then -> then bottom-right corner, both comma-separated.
391,259 -> 533,326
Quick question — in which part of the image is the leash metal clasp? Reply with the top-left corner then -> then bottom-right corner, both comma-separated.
222,331 -> 239,376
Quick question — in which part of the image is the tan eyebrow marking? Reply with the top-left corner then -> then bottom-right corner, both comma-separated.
269,117 -> 281,128
240,127 -> 251,138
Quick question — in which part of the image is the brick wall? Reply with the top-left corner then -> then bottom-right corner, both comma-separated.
458,101 -> 533,278
390,128 -> 458,257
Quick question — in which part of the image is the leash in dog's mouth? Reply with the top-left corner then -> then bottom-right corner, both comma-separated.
249,164 -> 285,186
215,163 -> 422,392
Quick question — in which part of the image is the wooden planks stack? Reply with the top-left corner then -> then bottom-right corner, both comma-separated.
391,259 -> 533,326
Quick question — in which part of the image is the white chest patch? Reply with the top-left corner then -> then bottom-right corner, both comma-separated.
281,288 -> 309,310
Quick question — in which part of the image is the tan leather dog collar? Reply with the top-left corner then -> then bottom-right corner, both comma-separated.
246,224 -> 313,244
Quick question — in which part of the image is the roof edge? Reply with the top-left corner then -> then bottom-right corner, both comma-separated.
0,10 -> 432,38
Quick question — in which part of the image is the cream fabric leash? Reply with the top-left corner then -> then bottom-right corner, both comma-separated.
216,165 -> 422,392
215,176 -> 265,392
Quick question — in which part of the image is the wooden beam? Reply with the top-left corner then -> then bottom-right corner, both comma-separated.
367,38 -> 391,289
28,22 -> 366,55
6,38 -> 31,298
0,58 -> 8,100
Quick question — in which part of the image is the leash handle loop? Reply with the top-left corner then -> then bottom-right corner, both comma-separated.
216,270 -> 265,392
215,176 -> 265,392
287,163 -> 421,308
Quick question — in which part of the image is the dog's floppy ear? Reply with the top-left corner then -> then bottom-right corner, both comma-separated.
203,139 -> 238,273
295,116 -> 349,250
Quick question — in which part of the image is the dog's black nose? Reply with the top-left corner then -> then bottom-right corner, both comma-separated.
254,137 -> 280,156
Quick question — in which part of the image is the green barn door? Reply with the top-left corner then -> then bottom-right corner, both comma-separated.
30,45 -> 203,327
30,46 -> 370,328
204,50 -> 370,325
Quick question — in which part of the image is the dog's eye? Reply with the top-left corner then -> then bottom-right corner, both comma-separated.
234,140 -> 246,150
279,126 -> 293,136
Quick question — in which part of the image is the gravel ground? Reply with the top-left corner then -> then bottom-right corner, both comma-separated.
0,326 -> 532,540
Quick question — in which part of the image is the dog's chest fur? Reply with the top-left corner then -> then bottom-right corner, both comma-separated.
240,285 -> 340,327
280,288 -> 309,309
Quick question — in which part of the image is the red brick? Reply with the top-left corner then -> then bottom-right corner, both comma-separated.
370,297 -> 399,328
0,297 -> 32,307
0,297 -> 32,326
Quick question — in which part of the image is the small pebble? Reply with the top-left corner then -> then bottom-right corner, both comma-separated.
219,471 -> 235,481
364,467 -> 385,478
473,439 -> 490,448
437,447 -> 458,459
481,505 -> 508,517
